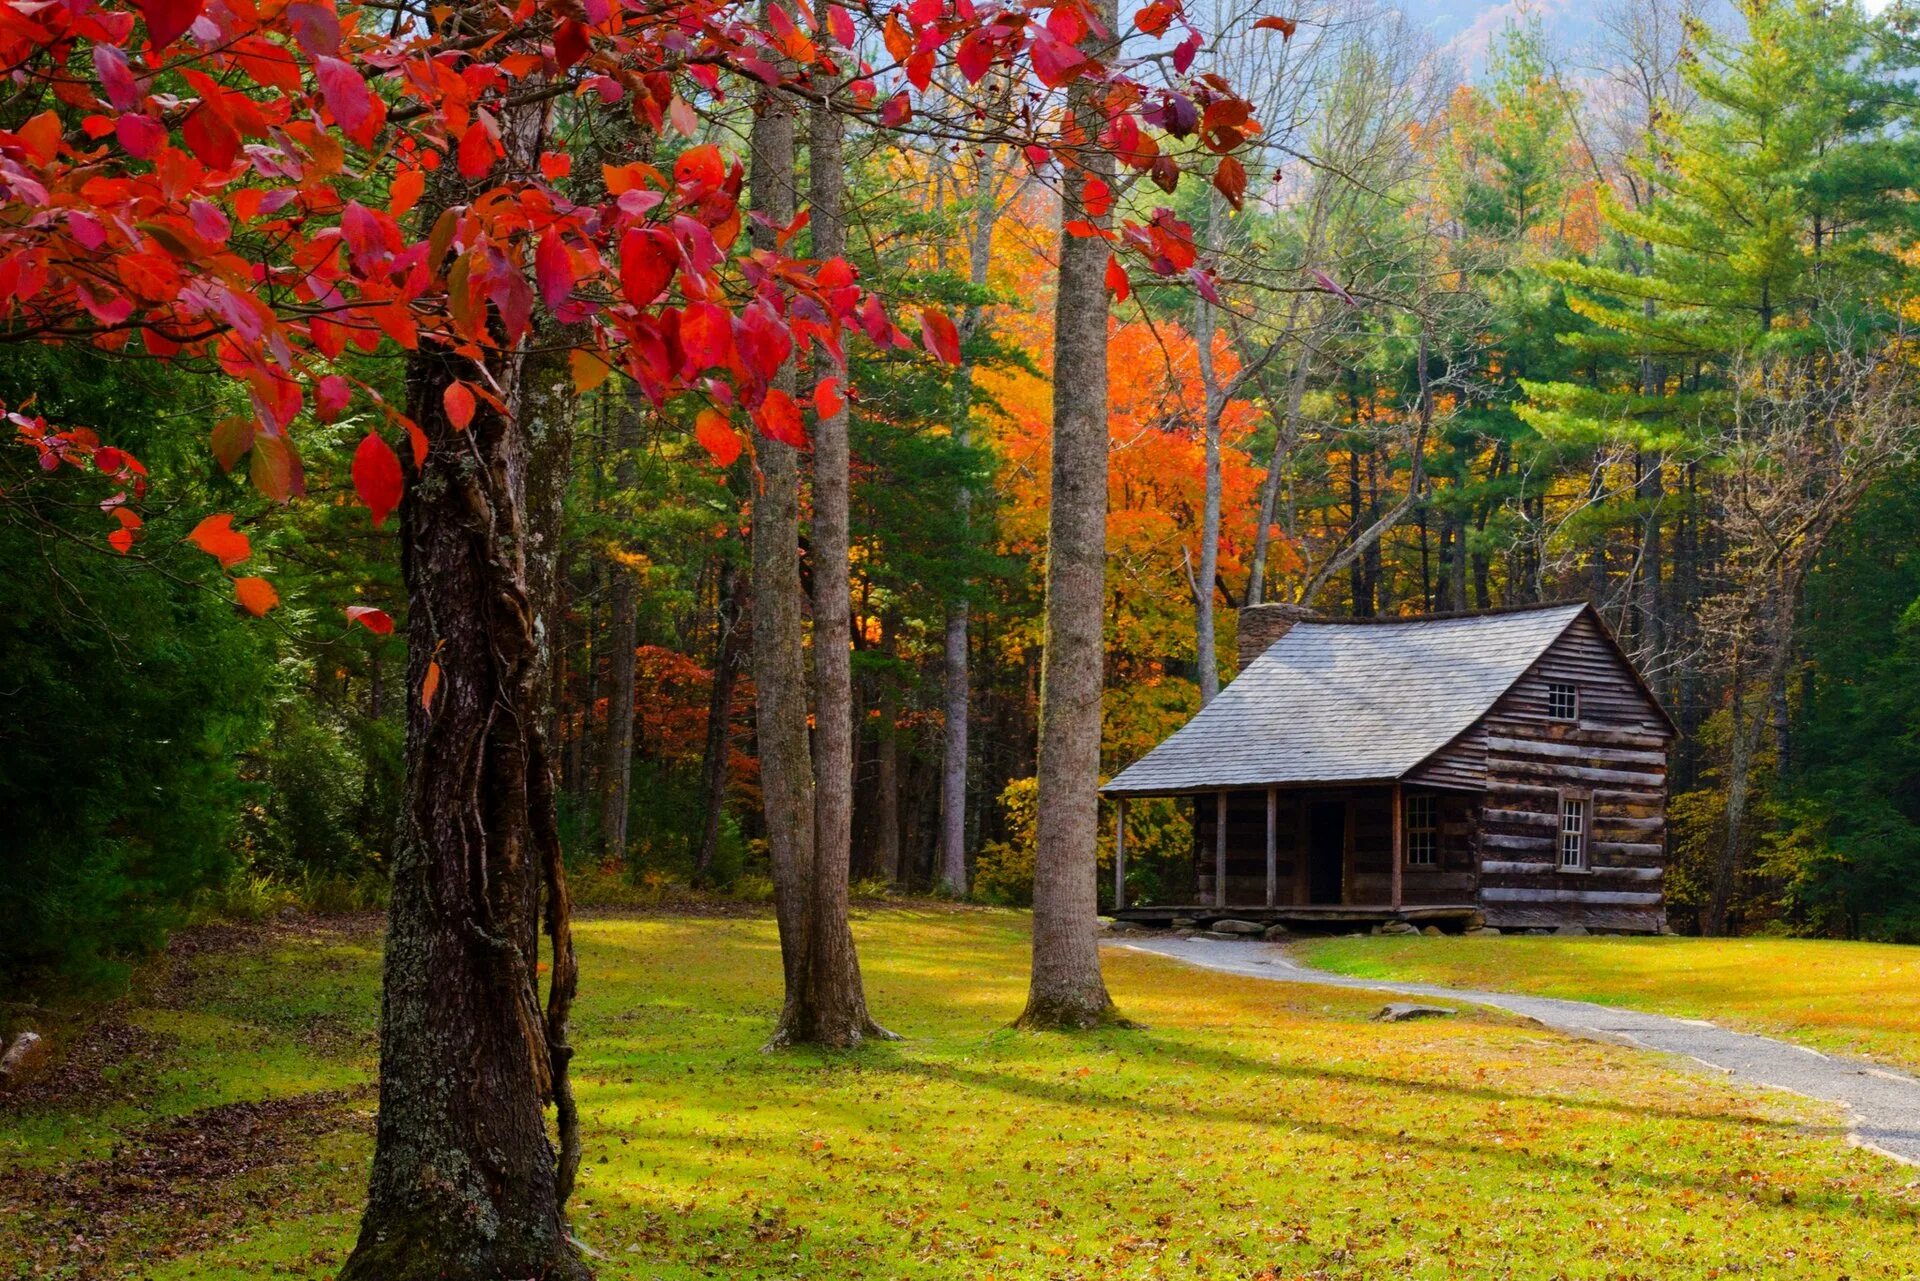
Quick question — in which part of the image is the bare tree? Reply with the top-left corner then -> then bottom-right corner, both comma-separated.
1701,332 -> 1920,933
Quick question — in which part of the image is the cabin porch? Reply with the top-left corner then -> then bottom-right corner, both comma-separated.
1110,903 -> 1482,931
1107,783 -> 1481,917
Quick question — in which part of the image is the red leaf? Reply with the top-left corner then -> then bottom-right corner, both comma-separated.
211,416 -> 253,472
352,431 -> 403,527
421,658 -> 441,711
315,375 -> 351,423
1135,1 -> 1173,35
1105,253 -> 1131,302
346,605 -> 394,635
535,234 -> 574,309
182,103 -> 239,170
827,4 -> 855,46
233,576 -> 279,616
753,388 -> 808,448
443,381 -> 476,431
694,408 -> 743,466
920,308 -> 960,364
315,56 -> 373,143
879,91 -> 911,128
674,143 -> 725,189
1253,15 -> 1297,36
1082,177 -> 1112,218
134,0 -> 205,53
390,168 -> 425,218
552,19 -> 590,70
251,434 -> 295,503
1028,31 -> 1089,88
109,526 -> 136,554
679,301 -> 732,370
1213,155 -> 1247,210
457,120 -> 496,179
814,376 -> 845,420
618,227 -> 676,308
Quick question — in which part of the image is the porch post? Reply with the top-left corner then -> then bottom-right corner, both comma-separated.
1390,781 -> 1404,911
1264,788 -> 1277,907
1215,790 -> 1228,908
1113,797 -> 1126,911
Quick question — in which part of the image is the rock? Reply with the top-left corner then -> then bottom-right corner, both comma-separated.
1373,1003 -> 1456,1023
1211,919 -> 1265,935
1379,921 -> 1419,936
1554,924 -> 1590,937
1174,929 -> 1198,939
1465,911 -> 1487,930
1170,917 -> 1198,930
1420,925 -> 1443,936
0,1031 -> 49,1089
1200,929 -> 1249,942
1466,926 -> 1502,937
1262,924 -> 1292,940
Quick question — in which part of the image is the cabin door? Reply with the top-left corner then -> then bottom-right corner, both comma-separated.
1307,801 -> 1345,905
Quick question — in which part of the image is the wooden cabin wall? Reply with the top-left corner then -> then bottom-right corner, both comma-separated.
1474,614 -> 1671,931
1350,790 -> 1478,905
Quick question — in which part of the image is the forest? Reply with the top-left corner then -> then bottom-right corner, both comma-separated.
5,0 -> 1920,1272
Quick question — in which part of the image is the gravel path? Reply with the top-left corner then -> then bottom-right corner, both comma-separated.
1114,934 -> 1920,1165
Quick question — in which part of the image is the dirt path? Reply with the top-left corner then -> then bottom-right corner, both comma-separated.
1115,935 -> 1920,1165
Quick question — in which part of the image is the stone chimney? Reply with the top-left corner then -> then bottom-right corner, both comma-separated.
1236,603 -> 1317,673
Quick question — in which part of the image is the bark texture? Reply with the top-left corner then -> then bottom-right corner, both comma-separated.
694,557 -> 746,882
1018,9 -> 1119,1030
597,401 -> 641,861
338,341 -> 585,1281
937,603 -> 969,891
768,91 -> 887,1048
746,82 -> 818,1015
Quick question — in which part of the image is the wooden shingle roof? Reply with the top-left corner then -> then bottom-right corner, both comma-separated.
1102,602 -> 1593,796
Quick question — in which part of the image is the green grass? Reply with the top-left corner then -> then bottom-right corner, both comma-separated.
1299,934 -> 1920,1073
7,910 -> 1920,1278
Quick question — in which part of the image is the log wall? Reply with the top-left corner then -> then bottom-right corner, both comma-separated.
1466,613 -> 1673,932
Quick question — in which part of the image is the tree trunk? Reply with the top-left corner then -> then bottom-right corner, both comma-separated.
936,141 -> 1015,897
937,602 -> 969,892
694,557 -> 746,882
746,81 -> 818,1022
1191,203 -> 1224,705
1705,602 -> 1796,936
772,88 -> 886,1048
597,402 -> 641,862
339,299 -> 585,1281
1018,3 -> 1119,1030
876,665 -> 902,885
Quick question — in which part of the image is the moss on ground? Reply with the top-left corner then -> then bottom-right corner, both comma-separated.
5,909 -> 1920,1278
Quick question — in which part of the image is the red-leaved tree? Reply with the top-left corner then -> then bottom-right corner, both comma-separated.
0,0 -> 1261,1268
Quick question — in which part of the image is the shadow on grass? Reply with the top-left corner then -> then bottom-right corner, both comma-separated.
855,1048 -> 1911,1226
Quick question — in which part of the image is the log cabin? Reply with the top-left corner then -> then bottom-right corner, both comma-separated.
1102,601 -> 1677,933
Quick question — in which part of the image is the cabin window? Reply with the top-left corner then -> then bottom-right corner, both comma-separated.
1547,681 -> 1579,721
1405,794 -> 1437,867
1560,796 -> 1588,870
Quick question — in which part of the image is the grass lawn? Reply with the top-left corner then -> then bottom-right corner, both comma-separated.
1300,934 -> 1920,1073
6,909 -> 1920,1279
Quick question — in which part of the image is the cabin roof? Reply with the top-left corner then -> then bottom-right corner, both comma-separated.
1103,602 -> 1649,797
